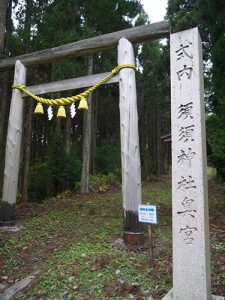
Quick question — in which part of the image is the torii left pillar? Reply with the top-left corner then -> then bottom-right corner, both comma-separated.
0,60 -> 26,225
118,38 -> 143,245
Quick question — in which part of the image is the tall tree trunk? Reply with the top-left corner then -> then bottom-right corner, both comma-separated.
0,0 -> 12,191
4,0 -> 12,54
143,103 -> 150,180
18,0 -> 33,202
65,107 -> 72,154
20,100 -> 34,202
55,117 -> 61,137
0,0 -> 8,52
91,91 -> 98,174
0,73 -> 10,151
24,0 -> 32,45
149,101 -> 154,174
0,0 -> 11,143
156,105 -> 161,177
80,56 -> 93,194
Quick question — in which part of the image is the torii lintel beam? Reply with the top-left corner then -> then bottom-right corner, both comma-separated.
0,20 -> 170,71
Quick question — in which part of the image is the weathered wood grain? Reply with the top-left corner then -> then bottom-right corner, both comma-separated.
0,21 -> 170,70
1,60 -> 26,221
118,38 -> 142,235
22,72 -> 118,97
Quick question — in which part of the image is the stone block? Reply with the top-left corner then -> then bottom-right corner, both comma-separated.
170,27 -> 211,300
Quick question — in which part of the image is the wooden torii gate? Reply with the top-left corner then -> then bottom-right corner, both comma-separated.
0,21 -> 170,245
0,21 -> 222,300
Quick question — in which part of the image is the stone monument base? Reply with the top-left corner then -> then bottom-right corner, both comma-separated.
161,288 -> 224,300
0,224 -> 24,232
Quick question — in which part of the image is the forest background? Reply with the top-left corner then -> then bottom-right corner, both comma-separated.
0,0 -> 224,203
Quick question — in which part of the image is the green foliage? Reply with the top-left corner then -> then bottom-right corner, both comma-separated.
137,40 -> 170,177
167,0 -> 199,33
28,161 -> 52,202
88,173 -> 120,192
83,0 -> 144,34
75,172 -> 120,193
64,152 -> 82,188
28,138 -> 81,202
207,115 -> 225,180
167,0 -> 225,181
96,141 -> 121,174
29,243 -> 160,299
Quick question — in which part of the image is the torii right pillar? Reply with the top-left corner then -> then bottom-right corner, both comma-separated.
118,38 -> 143,245
162,27 -> 223,300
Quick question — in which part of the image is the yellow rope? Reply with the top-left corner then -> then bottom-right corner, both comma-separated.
12,64 -> 136,106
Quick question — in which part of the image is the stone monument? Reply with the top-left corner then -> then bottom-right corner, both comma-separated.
162,27 -> 224,300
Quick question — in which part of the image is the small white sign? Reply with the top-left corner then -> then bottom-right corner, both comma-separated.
138,205 -> 157,224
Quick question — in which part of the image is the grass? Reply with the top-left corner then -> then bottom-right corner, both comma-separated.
0,175 -> 224,299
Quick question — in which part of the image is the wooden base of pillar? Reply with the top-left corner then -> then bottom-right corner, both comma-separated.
0,202 -> 16,226
123,209 -> 143,245
123,231 -> 143,246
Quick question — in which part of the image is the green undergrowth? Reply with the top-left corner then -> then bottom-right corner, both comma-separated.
75,172 -> 120,193
0,177 -> 224,299
26,243 -> 166,299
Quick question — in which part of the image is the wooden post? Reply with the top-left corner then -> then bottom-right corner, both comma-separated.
147,224 -> 154,267
0,60 -> 26,225
147,202 -> 154,267
118,38 -> 143,245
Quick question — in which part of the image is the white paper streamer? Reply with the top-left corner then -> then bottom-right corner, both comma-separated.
70,103 -> 76,118
47,106 -> 53,120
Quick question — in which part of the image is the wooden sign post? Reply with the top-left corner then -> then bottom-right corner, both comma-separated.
138,203 -> 157,267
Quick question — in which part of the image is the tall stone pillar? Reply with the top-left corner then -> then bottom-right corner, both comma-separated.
170,26 -> 210,300
162,26 -> 223,300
